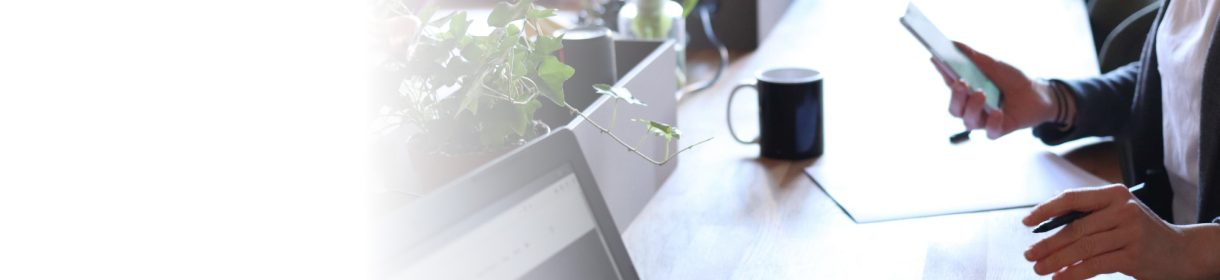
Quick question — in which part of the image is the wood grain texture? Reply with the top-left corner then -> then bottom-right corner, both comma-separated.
621,0 -> 1130,278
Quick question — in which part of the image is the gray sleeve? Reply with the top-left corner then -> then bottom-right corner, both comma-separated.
1032,62 -> 1141,145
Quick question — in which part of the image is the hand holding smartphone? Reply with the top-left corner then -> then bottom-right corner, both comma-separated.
900,2 -> 1003,110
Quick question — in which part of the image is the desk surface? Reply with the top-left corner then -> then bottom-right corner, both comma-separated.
621,0 -> 1129,279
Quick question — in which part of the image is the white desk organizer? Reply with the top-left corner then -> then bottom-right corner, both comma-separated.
569,39 -> 678,232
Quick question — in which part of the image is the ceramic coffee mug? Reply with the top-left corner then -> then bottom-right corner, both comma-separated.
726,67 -> 825,160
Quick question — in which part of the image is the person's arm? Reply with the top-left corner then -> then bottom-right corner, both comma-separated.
1178,224 -> 1220,279
933,43 -> 1138,142
1033,61 -> 1141,145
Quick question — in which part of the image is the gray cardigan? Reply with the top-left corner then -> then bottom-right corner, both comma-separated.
1032,0 -> 1220,223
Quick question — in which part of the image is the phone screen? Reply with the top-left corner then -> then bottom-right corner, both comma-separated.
900,2 -> 1002,110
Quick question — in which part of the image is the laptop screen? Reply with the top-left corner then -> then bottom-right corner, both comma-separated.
390,165 -> 624,280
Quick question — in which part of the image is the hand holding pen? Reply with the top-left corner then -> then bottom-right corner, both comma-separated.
1019,183 -> 1219,280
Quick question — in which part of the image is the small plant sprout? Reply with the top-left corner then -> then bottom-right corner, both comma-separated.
569,84 -> 711,166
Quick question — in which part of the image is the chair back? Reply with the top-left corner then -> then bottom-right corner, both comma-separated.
1088,0 -> 1161,54
1097,2 -> 1160,73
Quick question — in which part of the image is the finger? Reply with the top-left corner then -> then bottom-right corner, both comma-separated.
949,80 -> 969,117
953,41 -> 1002,77
985,108 -> 1005,139
1025,206 -> 1124,262
1051,249 -> 1128,280
1023,184 -> 1130,227
1034,228 -> 1127,276
930,57 -> 955,85
961,88 -> 988,130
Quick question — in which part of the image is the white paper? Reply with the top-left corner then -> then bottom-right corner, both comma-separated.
804,129 -> 1108,223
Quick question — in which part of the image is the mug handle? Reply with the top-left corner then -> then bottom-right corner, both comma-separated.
726,82 -> 761,144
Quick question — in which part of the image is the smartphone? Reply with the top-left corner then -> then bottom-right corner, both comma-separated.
900,2 -> 1002,110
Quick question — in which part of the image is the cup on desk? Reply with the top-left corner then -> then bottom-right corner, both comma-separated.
726,67 -> 825,160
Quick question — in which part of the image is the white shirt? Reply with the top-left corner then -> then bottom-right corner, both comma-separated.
1155,0 -> 1218,225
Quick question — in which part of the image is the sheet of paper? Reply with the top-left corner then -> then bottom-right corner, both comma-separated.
804,129 -> 1108,223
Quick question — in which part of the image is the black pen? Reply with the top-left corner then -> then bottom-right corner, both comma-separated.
1032,183 -> 1146,233
1032,211 -> 1090,233
949,130 -> 970,144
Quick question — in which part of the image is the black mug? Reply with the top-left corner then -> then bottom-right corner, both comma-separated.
726,67 -> 824,160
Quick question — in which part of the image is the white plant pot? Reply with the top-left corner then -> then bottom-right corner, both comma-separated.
384,40 -> 679,232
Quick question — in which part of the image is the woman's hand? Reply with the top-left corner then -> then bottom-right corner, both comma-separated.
1021,184 -> 1218,280
929,42 -> 1060,139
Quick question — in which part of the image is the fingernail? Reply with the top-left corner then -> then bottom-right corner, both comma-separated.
1024,249 -> 1033,261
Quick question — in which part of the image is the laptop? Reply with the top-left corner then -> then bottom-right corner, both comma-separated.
378,128 -> 640,280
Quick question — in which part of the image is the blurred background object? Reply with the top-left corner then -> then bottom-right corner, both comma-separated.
394,0 -> 584,10
685,0 -> 793,52
617,0 -> 690,87
617,0 -> 685,40
1087,0 -> 1162,73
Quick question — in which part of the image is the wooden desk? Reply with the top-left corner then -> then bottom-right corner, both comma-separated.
621,0 -> 1130,278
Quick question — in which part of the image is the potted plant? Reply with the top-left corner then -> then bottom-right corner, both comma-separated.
371,0 -> 707,192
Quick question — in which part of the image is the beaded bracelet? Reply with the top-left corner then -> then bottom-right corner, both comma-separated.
1053,81 -> 1064,125
1048,80 -> 1074,132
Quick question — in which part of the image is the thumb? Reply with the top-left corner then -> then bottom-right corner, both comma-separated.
952,41 -> 1003,78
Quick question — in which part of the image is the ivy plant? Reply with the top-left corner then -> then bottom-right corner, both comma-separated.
376,0 -> 707,165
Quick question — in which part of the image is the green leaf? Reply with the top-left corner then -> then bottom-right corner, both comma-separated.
459,35 -> 472,47
634,119 -> 682,142
479,102 -> 530,148
447,12 -> 472,40
515,0 -> 540,14
491,29 -> 515,56
593,84 -> 646,106
537,56 -> 573,106
459,74 -> 484,115
471,35 -> 494,53
427,12 -> 457,28
487,2 -> 515,28
511,99 -> 542,136
417,2 -> 439,24
456,42 -> 485,72
487,0 -> 537,27
527,8 -> 557,19
506,23 -> 521,37
511,50 -> 528,76
530,34 -> 563,63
